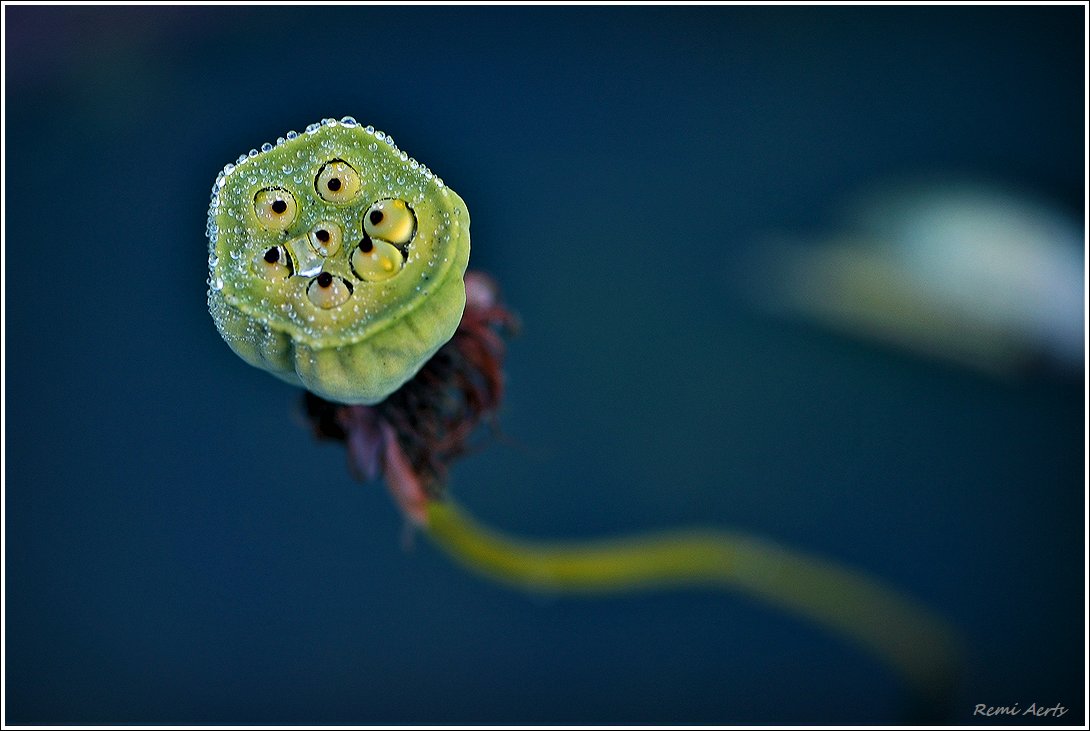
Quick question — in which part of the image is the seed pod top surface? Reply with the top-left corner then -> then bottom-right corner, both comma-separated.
207,118 -> 470,404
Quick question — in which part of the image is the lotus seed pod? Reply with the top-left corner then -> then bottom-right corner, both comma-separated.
206,118 -> 470,404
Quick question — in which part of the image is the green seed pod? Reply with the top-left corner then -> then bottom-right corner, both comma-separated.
206,118 -> 470,404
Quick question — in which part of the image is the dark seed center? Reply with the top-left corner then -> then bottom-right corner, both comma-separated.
317,272 -> 333,288
369,210 -> 384,225
327,178 -> 342,192
271,199 -> 288,214
315,229 -> 330,243
359,237 -> 373,253
264,247 -> 280,263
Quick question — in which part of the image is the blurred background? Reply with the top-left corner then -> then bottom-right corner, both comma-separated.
4,5 -> 1084,725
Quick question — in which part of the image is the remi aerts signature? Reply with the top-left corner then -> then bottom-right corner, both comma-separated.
973,703 -> 1068,719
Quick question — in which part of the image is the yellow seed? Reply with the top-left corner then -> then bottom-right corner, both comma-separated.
307,274 -> 353,309
307,222 -> 342,257
253,188 -> 297,231
364,199 -> 416,244
315,159 -> 361,204
351,238 -> 404,282
253,247 -> 291,280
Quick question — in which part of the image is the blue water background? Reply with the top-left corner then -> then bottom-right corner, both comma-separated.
4,5 -> 1084,724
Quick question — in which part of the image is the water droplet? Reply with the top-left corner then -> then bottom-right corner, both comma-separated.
276,136 -> 286,146
340,116 -> 357,127
281,165 -> 293,174
237,154 -> 248,165
212,277 -> 224,291
224,163 -> 236,175
375,131 -> 386,141
365,125 -> 375,134
261,142 -> 273,153
369,143 -> 378,151
306,122 -> 320,134
325,118 -> 337,128
287,130 -> 299,140
248,149 -> 259,158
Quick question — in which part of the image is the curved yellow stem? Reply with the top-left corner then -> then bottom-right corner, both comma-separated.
425,499 -> 960,700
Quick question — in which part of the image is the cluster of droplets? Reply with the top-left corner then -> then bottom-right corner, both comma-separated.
207,117 -> 443,204
207,117 -> 452,302
207,117 -> 465,346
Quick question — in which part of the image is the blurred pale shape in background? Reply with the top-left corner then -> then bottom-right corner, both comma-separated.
744,180 -> 1085,377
